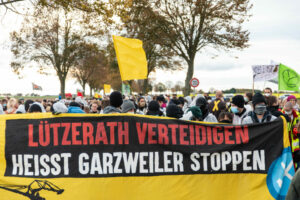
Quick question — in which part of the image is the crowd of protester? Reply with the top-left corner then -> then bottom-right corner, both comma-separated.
0,88 -> 300,168
1,88 -> 300,197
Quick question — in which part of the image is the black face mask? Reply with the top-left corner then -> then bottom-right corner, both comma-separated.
220,120 -> 231,124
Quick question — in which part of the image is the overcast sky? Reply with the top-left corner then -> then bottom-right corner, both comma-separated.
0,0 -> 300,95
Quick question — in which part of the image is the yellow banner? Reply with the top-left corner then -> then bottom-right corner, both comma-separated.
0,114 -> 293,200
104,84 -> 111,94
113,35 -> 148,81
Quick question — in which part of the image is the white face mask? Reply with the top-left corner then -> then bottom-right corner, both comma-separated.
265,93 -> 271,97
207,100 -> 212,104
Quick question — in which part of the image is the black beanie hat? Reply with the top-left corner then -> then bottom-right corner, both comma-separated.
252,93 -> 266,107
178,97 -> 185,105
156,95 -> 165,102
25,99 -> 34,112
28,104 -> 42,113
110,91 -> 123,108
232,95 -> 245,108
148,101 -> 160,112
166,104 -> 183,119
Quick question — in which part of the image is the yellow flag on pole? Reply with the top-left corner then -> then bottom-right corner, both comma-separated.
113,35 -> 148,81
104,84 -> 111,94
94,92 -> 101,99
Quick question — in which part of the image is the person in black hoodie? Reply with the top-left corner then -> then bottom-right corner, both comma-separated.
242,93 -> 277,124
166,104 -> 183,119
267,95 -> 290,122
146,101 -> 164,116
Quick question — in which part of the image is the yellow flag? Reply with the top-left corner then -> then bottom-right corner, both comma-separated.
94,92 -> 100,99
104,84 -> 111,94
113,35 -> 148,81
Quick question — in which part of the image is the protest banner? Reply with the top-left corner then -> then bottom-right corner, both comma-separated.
252,65 -> 279,82
122,83 -> 131,95
0,114 -> 294,200
113,35 -> 148,81
104,84 -> 111,94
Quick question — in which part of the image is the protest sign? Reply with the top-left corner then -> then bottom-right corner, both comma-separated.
0,114 -> 293,200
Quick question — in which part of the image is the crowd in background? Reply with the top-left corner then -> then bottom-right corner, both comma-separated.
0,88 -> 300,168
0,88 -> 299,125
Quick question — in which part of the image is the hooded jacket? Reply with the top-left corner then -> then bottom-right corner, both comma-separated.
103,106 -> 121,114
68,106 -> 85,114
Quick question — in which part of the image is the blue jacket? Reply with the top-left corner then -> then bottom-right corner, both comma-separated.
68,106 -> 85,114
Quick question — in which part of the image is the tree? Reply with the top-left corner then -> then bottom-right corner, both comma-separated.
1,0 -> 108,14
165,81 -> 174,89
114,0 -> 182,94
0,0 -> 23,6
138,0 -> 251,96
10,7 -> 98,98
71,43 -> 107,96
173,81 -> 184,92
154,82 -> 166,93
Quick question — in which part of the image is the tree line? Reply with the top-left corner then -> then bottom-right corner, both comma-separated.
5,0 -> 252,97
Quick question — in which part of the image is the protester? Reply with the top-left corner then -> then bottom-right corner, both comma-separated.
5,98 -> 18,114
287,95 -> 300,111
146,100 -> 163,116
100,99 -> 110,114
52,102 -> 68,114
121,100 -> 135,114
244,92 -> 253,111
32,102 -> 46,113
28,104 -> 42,113
187,106 -> 202,121
103,91 -> 123,114
242,93 -> 276,124
136,97 -> 147,115
166,104 -> 183,119
1,99 -> 7,111
218,111 -> 233,124
196,97 -> 218,122
0,104 -> 4,114
286,168 -> 300,200
208,90 -> 226,119
42,99 -> 47,109
264,87 -> 272,97
231,95 -> 250,125
182,96 -> 192,113
16,104 -> 26,114
282,101 -> 300,169
45,104 -> 52,112
181,95 -> 217,122
156,95 -> 167,114
90,102 -> 99,114
169,98 -> 180,106
23,100 -> 33,113
178,97 -> 185,109
267,95 -> 289,121
83,106 -> 90,113
68,102 -> 85,113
